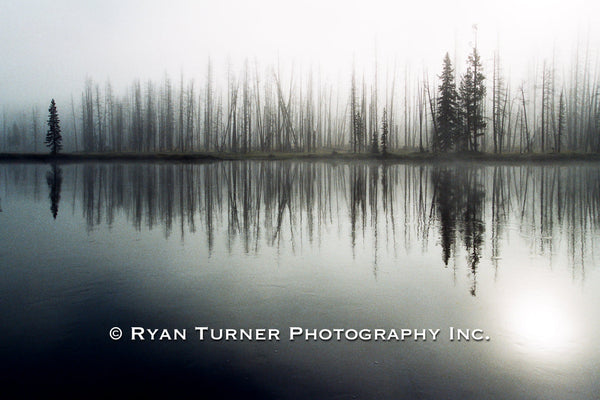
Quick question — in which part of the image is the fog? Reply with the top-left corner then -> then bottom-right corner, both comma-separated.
2,0 -> 599,108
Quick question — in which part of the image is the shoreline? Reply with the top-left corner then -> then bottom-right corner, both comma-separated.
1,151 -> 600,164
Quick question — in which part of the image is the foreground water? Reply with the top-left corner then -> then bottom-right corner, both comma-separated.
1,160 -> 599,398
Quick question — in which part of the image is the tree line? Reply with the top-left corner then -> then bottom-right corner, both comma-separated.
1,39 -> 599,154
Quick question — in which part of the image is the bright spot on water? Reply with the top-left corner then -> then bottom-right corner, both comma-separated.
506,291 -> 578,358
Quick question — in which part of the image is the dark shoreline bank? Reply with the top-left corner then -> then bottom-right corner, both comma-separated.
1,151 -> 600,164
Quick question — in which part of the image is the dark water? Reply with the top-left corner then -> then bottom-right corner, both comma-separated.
1,161 -> 599,398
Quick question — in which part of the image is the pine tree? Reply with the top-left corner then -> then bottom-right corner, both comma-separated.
45,99 -> 62,155
459,47 -> 486,151
380,107 -> 388,155
371,115 -> 379,154
435,53 -> 459,151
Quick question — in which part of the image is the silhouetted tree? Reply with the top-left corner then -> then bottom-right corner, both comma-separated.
370,60 -> 379,154
380,107 -> 388,155
492,51 -> 509,153
82,78 -> 95,151
519,84 -> 531,152
370,115 -> 379,153
435,53 -> 459,151
204,58 -> 214,151
350,66 -> 363,152
459,47 -> 486,151
45,99 -> 62,155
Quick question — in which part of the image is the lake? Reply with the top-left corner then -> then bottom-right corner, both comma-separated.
1,160 -> 599,398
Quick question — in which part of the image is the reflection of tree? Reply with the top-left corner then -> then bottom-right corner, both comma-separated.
491,166 -> 508,277
369,164 -> 379,271
271,163 -> 294,248
380,164 -> 398,258
204,166 -> 215,253
432,167 -> 485,296
66,161 -> 600,287
461,169 -> 485,296
432,168 -> 458,267
350,164 -> 367,258
46,163 -> 63,219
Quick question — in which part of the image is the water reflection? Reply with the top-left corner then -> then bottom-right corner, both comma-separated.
506,290 -> 577,356
432,167 -> 486,295
46,163 -> 63,219
1,160 -> 600,398
3,161 -> 600,290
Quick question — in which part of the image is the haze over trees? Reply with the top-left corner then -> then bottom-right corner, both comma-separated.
1,35 -> 599,156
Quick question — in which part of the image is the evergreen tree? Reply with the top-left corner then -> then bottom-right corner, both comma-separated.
380,107 -> 388,155
459,47 -> 486,151
371,121 -> 379,154
435,53 -> 459,151
45,99 -> 62,154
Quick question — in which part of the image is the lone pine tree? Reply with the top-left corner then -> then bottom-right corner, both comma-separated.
435,53 -> 459,152
45,99 -> 62,155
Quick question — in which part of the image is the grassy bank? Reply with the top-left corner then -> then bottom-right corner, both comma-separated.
1,151 -> 600,163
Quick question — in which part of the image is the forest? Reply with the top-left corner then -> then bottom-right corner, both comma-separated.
1,38 -> 599,156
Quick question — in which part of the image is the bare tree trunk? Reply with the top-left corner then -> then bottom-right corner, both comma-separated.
520,85 -> 531,153
70,95 -> 78,152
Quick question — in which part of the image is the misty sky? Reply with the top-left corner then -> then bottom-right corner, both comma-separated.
1,0 -> 599,108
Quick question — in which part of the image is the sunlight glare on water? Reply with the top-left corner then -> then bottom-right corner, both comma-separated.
505,290 -> 578,357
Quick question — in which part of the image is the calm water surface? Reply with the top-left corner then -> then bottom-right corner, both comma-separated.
1,161 -> 599,398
